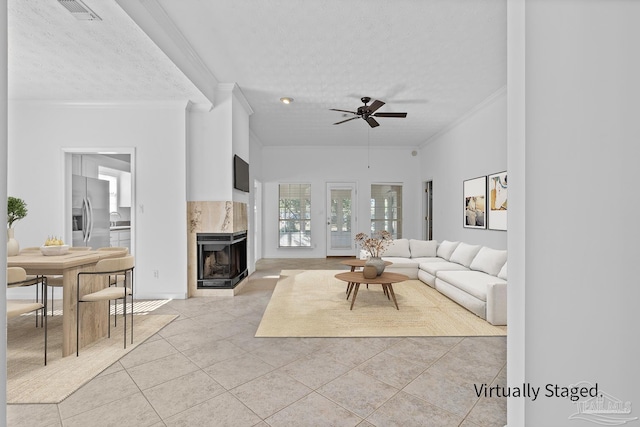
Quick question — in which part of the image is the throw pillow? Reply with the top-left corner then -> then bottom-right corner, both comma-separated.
436,240 -> 460,260
383,238 -> 411,258
449,242 -> 482,267
498,262 -> 508,280
469,247 -> 508,276
409,239 -> 438,258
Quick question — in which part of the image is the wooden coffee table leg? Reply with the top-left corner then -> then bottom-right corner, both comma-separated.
382,284 -> 390,299
346,282 -> 354,299
350,283 -> 360,310
387,284 -> 399,310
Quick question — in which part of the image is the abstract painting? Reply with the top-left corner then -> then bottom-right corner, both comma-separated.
488,171 -> 507,230
463,176 -> 486,229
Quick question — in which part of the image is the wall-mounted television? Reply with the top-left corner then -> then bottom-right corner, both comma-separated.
233,155 -> 250,193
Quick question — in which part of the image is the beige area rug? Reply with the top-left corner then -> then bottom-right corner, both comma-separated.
255,270 -> 507,337
7,305 -> 177,404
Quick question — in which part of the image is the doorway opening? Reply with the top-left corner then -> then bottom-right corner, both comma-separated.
62,149 -> 135,254
424,180 -> 433,240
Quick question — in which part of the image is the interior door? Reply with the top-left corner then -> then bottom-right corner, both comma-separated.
326,183 -> 356,256
424,180 -> 433,240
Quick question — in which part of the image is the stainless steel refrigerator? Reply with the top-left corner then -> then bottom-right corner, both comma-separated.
72,175 -> 110,249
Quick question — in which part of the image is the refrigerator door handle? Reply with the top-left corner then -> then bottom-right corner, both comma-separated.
82,198 -> 89,242
86,197 -> 94,243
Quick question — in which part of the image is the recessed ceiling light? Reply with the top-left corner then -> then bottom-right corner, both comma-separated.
280,97 -> 294,104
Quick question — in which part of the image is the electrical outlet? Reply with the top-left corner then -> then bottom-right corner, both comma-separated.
153,270 -> 159,278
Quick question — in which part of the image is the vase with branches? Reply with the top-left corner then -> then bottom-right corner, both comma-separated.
354,230 -> 393,258
355,230 -> 393,275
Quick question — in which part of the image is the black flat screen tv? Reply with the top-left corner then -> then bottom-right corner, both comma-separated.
233,155 -> 250,193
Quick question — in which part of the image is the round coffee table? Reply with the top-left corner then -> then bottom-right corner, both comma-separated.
334,271 -> 409,310
339,259 -> 393,295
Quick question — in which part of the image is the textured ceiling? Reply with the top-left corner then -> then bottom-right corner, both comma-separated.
8,0 -> 506,148
7,0 -> 208,103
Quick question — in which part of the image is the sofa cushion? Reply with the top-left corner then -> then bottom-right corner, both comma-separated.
436,240 -> 460,260
381,257 -> 419,269
469,247 -> 507,276
436,270 -> 507,302
498,262 -> 507,280
409,239 -> 438,258
383,239 -> 411,258
419,261 -> 469,276
412,257 -> 441,265
449,243 -> 482,267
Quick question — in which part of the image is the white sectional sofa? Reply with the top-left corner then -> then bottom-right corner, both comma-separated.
381,239 -> 507,326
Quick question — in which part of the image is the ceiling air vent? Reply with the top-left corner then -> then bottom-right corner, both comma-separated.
57,0 -> 102,21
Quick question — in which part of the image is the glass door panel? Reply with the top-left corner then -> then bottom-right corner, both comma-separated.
326,183 -> 356,256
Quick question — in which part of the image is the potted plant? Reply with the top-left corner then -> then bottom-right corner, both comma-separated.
7,196 -> 28,256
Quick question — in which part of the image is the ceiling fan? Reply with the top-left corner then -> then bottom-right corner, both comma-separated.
331,97 -> 407,128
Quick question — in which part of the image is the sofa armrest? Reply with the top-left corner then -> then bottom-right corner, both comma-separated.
486,282 -> 507,326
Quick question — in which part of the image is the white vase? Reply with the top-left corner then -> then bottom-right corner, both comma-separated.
365,256 -> 386,276
7,227 -> 20,256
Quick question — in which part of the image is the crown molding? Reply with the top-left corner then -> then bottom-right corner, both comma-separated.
216,83 -> 254,116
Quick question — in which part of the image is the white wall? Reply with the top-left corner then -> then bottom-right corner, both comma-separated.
516,1 -> 640,425
8,101 -> 189,299
186,100 -> 233,201
260,145 -> 421,258
248,129 -> 264,272
419,89 -> 507,250
1,0 -> 9,416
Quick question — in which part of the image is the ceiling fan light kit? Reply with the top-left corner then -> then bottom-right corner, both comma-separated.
331,96 -> 407,128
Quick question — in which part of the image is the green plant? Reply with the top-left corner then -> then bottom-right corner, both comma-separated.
7,196 -> 28,228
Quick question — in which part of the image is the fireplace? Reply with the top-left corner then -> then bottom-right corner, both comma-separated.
197,231 -> 248,289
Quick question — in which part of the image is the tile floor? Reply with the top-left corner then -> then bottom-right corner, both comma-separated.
7,258 -> 507,427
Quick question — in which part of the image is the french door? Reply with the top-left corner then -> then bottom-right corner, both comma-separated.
326,183 -> 357,256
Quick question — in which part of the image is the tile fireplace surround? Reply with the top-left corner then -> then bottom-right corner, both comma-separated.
187,201 -> 248,297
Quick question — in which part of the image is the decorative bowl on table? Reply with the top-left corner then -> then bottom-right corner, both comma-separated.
40,245 -> 70,256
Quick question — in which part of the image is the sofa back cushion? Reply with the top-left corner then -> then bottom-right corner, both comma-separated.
469,247 -> 508,276
498,262 -> 508,280
383,238 -> 411,258
409,239 -> 438,258
436,240 -> 460,260
449,242 -> 482,267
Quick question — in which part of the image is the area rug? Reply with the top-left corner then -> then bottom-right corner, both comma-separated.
7,305 -> 177,404
255,270 -> 507,337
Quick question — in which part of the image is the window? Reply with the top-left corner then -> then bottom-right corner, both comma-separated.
371,184 -> 403,238
279,183 -> 311,247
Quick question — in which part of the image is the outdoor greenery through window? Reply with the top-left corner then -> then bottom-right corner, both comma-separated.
279,183 -> 311,247
371,184 -> 403,239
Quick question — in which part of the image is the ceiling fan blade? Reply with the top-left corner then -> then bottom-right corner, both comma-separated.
373,112 -> 408,118
333,116 -> 361,125
367,99 -> 385,113
330,108 -> 357,115
365,116 -> 380,128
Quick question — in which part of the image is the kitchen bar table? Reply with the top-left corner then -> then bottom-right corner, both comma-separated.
8,249 -> 129,357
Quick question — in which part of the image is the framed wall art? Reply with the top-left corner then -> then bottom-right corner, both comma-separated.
463,176 -> 486,229
488,171 -> 507,230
